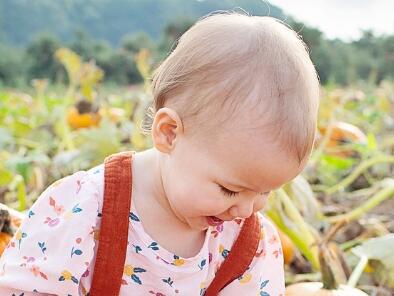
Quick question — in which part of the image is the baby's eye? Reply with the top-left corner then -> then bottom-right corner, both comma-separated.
218,185 -> 239,198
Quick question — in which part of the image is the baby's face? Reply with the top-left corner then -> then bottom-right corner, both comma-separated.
160,122 -> 305,231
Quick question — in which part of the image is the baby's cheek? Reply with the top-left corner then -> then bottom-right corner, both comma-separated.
177,189 -> 205,210
189,192 -> 222,213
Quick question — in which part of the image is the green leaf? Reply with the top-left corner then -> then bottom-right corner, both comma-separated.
6,156 -> 31,181
366,133 -> 377,150
0,169 -> 13,186
321,154 -> 355,170
352,234 -> 394,288
284,175 -> 323,227
352,234 -> 394,266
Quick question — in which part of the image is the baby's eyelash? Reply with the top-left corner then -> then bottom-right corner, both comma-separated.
218,185 -> 239,197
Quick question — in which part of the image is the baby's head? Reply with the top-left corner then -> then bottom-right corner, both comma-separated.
143,12 -> 320,228
146,11 -> 319,165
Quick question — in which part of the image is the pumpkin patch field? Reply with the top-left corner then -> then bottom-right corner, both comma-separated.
0,48 -> 393,295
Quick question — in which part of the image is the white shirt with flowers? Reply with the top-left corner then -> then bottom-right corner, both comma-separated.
0,164 -> 285,296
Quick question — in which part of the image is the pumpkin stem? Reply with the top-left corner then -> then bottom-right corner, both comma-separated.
319,221 -> 349,290
320,244 -> 337,289
76,99 -> 98,114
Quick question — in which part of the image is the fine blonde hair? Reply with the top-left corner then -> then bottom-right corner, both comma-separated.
143,11 -> 320,165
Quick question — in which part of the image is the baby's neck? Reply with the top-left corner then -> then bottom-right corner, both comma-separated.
131,148 -> 206,258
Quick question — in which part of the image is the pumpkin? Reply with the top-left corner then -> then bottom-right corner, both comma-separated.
0,232 -> 12,255
266,217 -> 296,265
67,100 -> 101,129
285,282 -> 368,296
0,205 -> 24,256
0,204 -> 24,228
277,227 -> 295,265
318,122 -> 367,157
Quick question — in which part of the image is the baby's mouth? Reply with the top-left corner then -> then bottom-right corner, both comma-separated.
206,216 -> 224,226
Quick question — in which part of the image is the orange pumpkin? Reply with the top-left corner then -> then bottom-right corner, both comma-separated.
0,232 -> 12,255
67,107 -> 101,129
0,203 -> 24,256
277,227 -> 295,265
67,100 -> 101,129
318,122 -> 367,157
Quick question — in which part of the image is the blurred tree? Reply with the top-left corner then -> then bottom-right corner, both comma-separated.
378,35 -> 394,81
311,40 -> 332,84
69,29 -> 95,60
327,40 -> 355,85
353,31 -> 379,83
353,46 -> 377,82
289,20 -> 323,49
157,16 -> 195,59
0,0 -> 285,47
25,33 -> 64,83
98,49 -> 142,85
121,32 -> 156,54
0,45 -> 25,87
354,30 -> 378,56
68,29 -> 143,85
0,1 -> 392,87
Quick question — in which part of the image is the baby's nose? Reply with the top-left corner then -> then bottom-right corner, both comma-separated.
229,201 -> 254,219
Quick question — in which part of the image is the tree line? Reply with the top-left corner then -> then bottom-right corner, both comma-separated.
0,18 -> 392,88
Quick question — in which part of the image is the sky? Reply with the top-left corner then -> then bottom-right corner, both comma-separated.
267,0 -> 394,41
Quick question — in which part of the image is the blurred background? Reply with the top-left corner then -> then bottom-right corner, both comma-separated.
1,0 -> 393,87
0,1 -> 393,295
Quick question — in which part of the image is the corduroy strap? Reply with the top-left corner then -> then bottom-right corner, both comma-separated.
90,151 -> 134,296
205,213 -> 261,295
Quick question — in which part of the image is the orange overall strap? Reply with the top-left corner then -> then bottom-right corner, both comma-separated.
90,151 -> 133,296
205,213 -> 260,296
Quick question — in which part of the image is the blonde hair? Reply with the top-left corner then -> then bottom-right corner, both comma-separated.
143,11 -> 320,165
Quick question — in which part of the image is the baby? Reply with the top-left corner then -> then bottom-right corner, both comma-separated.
0,11 -> 319,296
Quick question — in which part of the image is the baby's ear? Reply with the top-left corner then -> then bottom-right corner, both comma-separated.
151,107 -> 183,153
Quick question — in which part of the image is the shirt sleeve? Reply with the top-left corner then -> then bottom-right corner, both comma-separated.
219,213 -> 285,296
0,170 -> 100,296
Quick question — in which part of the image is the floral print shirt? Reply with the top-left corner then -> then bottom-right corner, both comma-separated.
0,164 -> 285,296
